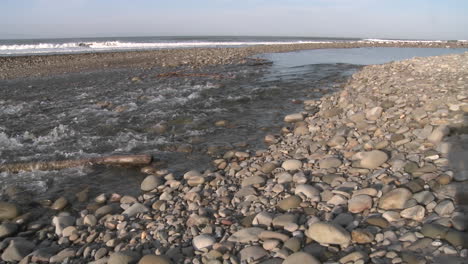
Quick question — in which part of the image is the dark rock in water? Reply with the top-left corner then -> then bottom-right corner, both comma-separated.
0,223 -> 17,239
1,239 -> 35,262
0,202 -> 20,220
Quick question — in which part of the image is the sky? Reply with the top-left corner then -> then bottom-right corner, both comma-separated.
1,0 -> 467,40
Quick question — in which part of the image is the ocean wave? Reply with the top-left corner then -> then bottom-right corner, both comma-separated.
362,38 -> 445,43
0,40 -> 333,55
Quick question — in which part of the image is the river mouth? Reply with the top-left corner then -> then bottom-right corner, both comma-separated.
1,47 -> 467,200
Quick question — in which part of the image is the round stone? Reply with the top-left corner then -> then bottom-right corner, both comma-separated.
358,150 -> 388,169
51,197 -> 68,210
277,195 -> 302,211
348,195 -> 373,213
378,188 -> 412,210
295,184 -> 320,200
192,234 -> 215,250
283,252 -> 321,264
138,255 -> 172,264
141,175 -> 163,191
306,222 -> 351,246
282,159 -> 302,171
284,113 -> 304,123
0,202 -> 19,220
319,157 -> 342,169
400,205 -> 426,221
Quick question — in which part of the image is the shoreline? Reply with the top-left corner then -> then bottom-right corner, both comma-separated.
1,40 -> 468,80
0,51 -> 467,263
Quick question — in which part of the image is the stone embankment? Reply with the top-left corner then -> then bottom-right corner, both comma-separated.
1,53 -> 468,263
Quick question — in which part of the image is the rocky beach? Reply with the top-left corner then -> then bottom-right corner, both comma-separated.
0,46 -> 468,264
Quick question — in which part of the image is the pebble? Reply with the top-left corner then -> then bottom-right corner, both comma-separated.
239,246 -> 268,262
0,202 -> 19,220
277,195 -> 302,211
51,197 -> 68,210
1,239 -> 35,262
357,150 -> 389,169
319,157 -> 342,169
282,159 -> 303,170
122,203 -> 148,217
284,113 -> 304,123
348,195 -> 373,213
400,205 -> 426,221
306,222 -> 351,246
283,252 -> 321,264
378,188 -> 412,210
0,223 -> 17,238
140,175 -> 163,191
228,227 -> 264,243
138,255 -> 172,264
193,234 -> 215,250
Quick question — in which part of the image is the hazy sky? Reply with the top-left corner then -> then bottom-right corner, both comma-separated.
1,0 -> 467,40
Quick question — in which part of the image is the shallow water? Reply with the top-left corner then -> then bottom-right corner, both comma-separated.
1,47 -> 467,199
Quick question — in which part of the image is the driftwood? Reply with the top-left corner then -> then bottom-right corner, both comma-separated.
0,155 -> 152,173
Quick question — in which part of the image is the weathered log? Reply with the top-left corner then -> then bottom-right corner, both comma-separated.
0,155 -> 152,173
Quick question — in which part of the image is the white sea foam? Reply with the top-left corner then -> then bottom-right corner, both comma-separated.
362,38 -> 444,43
0,40 -> 332,55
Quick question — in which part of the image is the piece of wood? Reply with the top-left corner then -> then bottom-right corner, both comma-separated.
0,154 -> 152,173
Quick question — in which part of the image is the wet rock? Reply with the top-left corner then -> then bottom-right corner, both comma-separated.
306,222 -> 351,246
428,125 -> 449,145
52,214 -> 75,236
0,202 -> 19,220
51,197 -> 68,210
351,229 -> 374,244
295,184 -> 320,200
0,223 -> 17,239
122,203 -> 148,217
283,252 -> 321,264
284,113 -> 304,123
107,251 -> 140,264
378,188 -> 412,210
339,251 -> 368,263
261,162 -> 277,174
366,106 -> 383,121
50,248 -> 76,263
421,223 -> 449,239
141,175 -> 163,191
1,239 -> 35,262
366,216 -> 389,228
242,175 -> 266,187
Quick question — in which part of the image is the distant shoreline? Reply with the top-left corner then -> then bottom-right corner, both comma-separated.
1,40 -> 468,80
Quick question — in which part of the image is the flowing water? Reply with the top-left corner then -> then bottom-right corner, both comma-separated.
1,47 -> 467,199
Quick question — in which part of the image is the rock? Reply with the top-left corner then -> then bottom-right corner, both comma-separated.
319,157 -> 342,169
183,170 -> 202,179
0,202 -> 19,220
239,246 -> 268,262
413,191 -> 435,205
282,159 -> 302,170
283,252 -> 321,264
421,223 -> 449,239
187,176 -> 205,186
306,222 -> 351,246
348,195 -> 373,213
400,205 -> 426,221
122,203 -> 148,217
259,230 -> 289,242
366,216 -> 389,228
284,237 -> 301,252
52,214 -> 75,236
445,230 -> 468,248
277,195 -> 302,211
108,251 -> 140,264
50,248 -> 76,263
261,162 -> 277,174
141,175 -> 163,191
284,113 -> 304,123
192,234 -> 215,250
428,125 -> 449,145
228,227 -> 264,243
253,212 -> 273,227
328,136 -> 346,147
1,239 -> 35,262
242,175 -> 266,187
0,223 -> 17,238
366,106 -> 383,121
138,255 -> 172,264
95,205 -> 114,218
378,188 -> 412,210
84,214 -> 98,226
295,184 -> 320,200
62,226 -> 78,237
434,200 -> 455,217
357,150 -> 388,169
339,251 -> 368,263
51,197 -> 68,210
351,229 -> 374,244
272,214 -> 297,229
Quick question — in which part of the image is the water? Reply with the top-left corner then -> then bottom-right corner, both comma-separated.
0,36 -> 359,56
1,47 -> 467,199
